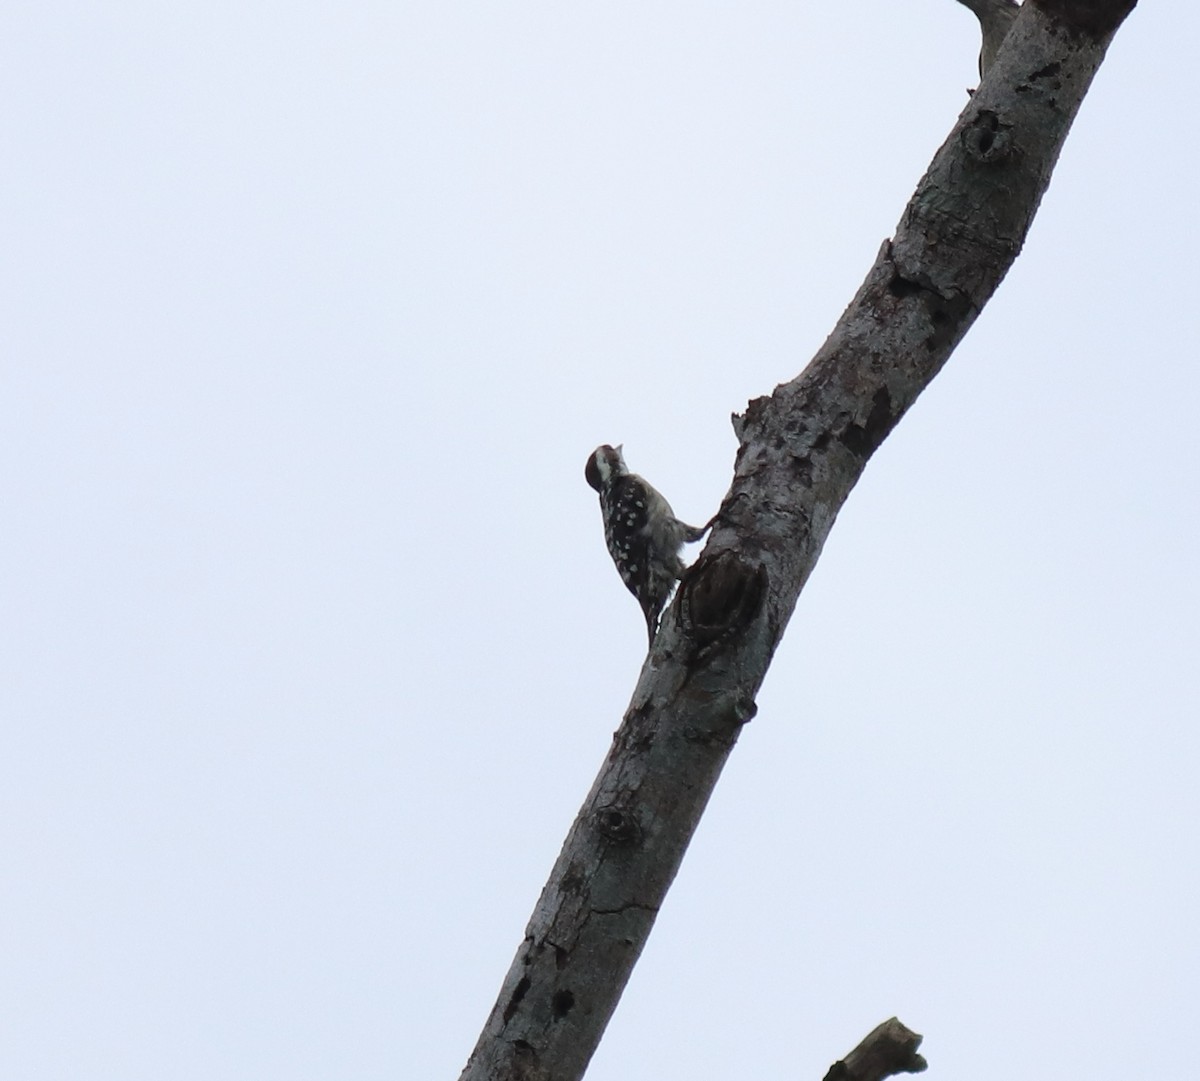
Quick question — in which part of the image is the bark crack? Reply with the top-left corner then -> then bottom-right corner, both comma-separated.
590,901 -> 659,917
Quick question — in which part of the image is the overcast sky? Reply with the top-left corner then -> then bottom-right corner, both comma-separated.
2,3 -> 1196,1080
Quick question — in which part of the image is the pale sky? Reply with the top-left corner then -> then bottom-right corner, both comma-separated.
2,4 -> 1196,1080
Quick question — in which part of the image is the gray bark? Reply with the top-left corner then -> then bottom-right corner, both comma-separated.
458,2 -> 1137,1079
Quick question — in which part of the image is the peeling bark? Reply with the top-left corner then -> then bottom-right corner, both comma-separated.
458,3 -> 1136,1079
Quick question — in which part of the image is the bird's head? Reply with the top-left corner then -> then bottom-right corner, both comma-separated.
585,443 -> 626,491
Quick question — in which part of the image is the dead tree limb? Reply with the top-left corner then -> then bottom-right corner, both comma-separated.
458,2 -> 1137,1079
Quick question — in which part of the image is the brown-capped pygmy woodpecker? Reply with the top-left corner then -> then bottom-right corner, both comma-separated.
585,444 -> 708,646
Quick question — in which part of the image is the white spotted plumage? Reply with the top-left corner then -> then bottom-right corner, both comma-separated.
585,444 -> 707,646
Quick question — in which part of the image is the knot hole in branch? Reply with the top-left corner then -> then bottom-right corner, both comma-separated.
962,109 -> 1011,162
677,551 -> 767,650
593,804 -> 641,846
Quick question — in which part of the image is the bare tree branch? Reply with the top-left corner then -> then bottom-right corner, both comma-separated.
458,2 -> 1137,1079
822,1018 -> 927,1081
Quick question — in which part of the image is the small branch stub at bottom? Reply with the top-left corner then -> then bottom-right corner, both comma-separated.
822,1018 -> 927,1081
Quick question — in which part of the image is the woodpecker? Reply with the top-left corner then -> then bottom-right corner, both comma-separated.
585,444 -> 708,646
956,0 -> 1020,78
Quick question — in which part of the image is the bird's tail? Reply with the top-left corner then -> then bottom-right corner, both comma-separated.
641,597 -> 663,647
